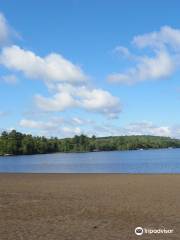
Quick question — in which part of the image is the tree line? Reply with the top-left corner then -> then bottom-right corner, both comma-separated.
0,130 -> 180,156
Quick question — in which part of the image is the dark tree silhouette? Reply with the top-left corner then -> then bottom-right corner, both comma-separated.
0,130 -> 180,156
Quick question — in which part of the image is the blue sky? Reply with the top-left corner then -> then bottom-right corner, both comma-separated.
0,0 -> 180,138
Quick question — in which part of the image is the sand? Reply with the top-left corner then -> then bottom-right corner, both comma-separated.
0,174 -> 180,240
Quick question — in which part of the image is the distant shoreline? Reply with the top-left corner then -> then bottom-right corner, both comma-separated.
1,130 -> 180,156
0,146 -> 179,157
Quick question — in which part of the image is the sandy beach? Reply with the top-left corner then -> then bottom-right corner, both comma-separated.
0,174 -> 180,240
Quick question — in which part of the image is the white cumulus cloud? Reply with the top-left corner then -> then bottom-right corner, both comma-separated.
0,45 -> 87,84
122,122 -> 171,137
20,119 -> 56,130
19,118 -> 82,137
133,26 -> 180,50
91,121 -> 178,138
35,84 -> 121,118
108,26 -> 180,84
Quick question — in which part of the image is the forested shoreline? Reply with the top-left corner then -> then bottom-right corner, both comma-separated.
0,130 -> 180,156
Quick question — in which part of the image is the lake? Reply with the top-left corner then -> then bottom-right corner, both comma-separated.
0,148 -> 180,173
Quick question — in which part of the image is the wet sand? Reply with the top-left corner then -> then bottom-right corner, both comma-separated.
0,174 -> 180,239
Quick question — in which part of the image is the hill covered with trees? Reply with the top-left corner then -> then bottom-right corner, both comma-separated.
0,130 -> 180,156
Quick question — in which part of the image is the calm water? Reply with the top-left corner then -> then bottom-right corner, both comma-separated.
0,148 -> 180,173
